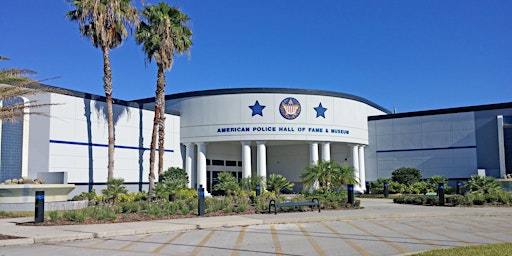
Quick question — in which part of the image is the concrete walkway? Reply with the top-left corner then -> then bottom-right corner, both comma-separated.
1,198 -> 511,247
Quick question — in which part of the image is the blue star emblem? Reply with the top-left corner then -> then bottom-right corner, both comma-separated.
249,100 -> 266,116
314,103 -> 327,118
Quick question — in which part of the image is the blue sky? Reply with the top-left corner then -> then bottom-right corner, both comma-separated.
1,0 -> 511,113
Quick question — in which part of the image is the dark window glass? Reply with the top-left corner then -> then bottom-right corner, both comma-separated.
212,159 -> 224,166
237,161 -> 242,166
226,160 -> 237,166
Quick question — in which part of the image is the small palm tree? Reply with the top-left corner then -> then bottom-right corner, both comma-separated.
332,164 -> 357,188
465,175 -> 503,194
101,178 -> 128,204
266,174 -> 294,195
213,172 -> 240,196
301,160 -> 357,193
135,2 -> 192,193
240,175 -> 266,192
67,0 -> 139,180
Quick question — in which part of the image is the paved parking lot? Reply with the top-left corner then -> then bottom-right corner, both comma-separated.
2,214 -> 511,256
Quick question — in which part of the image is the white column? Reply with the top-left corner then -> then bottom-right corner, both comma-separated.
21,100 -> 30,178
497,116 -> 506,178
241,141 -> 252,178
196,142 -> 208,194
358,145 -> 366,192
256,141 -> 267,178
309,142 -> 319,164
185,143 -> 194,188
321,142 -> 331,161
351,144 -> 361,192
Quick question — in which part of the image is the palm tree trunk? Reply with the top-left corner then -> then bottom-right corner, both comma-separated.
102,46 -> 115,180
148,105 -> 159,197
156,66 -> 166,176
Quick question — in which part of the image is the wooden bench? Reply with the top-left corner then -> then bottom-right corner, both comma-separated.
268,198 -> 320,214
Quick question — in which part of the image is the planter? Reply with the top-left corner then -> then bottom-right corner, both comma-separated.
497,179 -> 512,191
0,184 -> 76,203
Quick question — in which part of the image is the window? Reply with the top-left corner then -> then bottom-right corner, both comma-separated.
212,159 -> 224,166
226,160 -> 237,166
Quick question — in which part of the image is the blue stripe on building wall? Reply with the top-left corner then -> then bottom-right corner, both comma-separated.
49,140 -> 174,152
377,146 -> 476,153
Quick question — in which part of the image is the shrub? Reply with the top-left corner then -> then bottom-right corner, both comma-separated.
240,175 -> 266,192
155,167 -> 189,200
118,192 -> 147,203
206,198 -> 226,212
118,201 -> 144,213
371,178 -> 405,194
159,167 -> 189,186
405,181 -> 431,194
465,193 -> 486,205
391,167 -> 422,186
94,206 -> 117,221
445,194 -> 465,206
164,203 -> 179,215
48,211 -> 61,221
72,189 -> 98,202
146,203 -> 164,216
423,195 -> 438,206
175,188 -> 198,200
62,210 -> 87,222
237,202 -> 248,213
425,175 -> 451,193
497,191 -> 512,204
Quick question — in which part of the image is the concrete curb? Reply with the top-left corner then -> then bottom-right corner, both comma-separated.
0,238 -> 34,247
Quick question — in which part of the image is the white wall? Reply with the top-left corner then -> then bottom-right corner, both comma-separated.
43,93 -> 180,187
175,92 -> 387,145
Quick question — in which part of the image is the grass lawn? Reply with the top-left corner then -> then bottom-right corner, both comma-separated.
412,243 -> 512,256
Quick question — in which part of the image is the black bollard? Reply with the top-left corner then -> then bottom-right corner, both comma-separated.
384,183 -> 389,198
438,183 -> 445,206
255,184 -> 261,196
365,181 -> 370,194
347,184 -> 354,207
456,181 -> 462,195
35,191 -> 45,224
198,185 -> 205,216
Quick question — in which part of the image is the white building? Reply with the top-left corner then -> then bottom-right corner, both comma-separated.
138,88 -> 389,194
1,85 -> 511,196
0,86 -> 180,196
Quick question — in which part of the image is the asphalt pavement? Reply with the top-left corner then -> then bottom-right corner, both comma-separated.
1,198 -> 511,248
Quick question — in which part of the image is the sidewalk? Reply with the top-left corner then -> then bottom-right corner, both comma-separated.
2,198 -> 512,247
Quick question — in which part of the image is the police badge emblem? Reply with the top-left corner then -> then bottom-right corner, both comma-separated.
279,97 -> 301,120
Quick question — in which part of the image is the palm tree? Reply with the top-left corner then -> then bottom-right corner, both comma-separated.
266,174 -> 294,195
301,160 -> 357,193
332,164 -> 357,188
135,2 -> 192,192
465,175 -> 503,194
0,56 -> 63,121
66,0 -> 139,180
